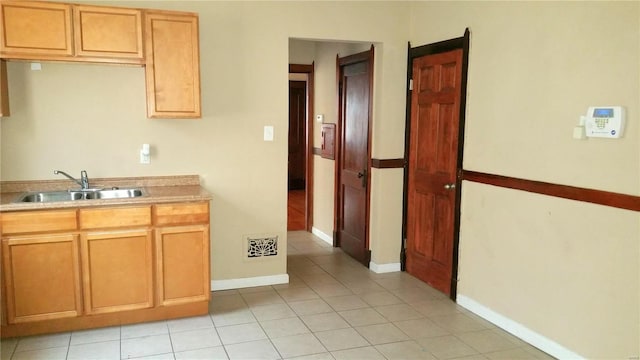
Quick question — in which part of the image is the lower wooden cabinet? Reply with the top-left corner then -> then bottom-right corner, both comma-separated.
156,225 -> 210,306
2,234 -> 82,323
81,229 -> 153,314
1,200 -> 210,337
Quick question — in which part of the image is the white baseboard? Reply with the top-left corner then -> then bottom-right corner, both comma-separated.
211,274 -> 289,291
456,295 -> 583,360
369,262 -> 401,273
311,227 -> 333,245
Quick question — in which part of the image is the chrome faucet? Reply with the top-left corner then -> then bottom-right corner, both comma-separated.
54,170 -> 90,190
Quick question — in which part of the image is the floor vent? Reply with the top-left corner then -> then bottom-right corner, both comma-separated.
247,236 -> 278,258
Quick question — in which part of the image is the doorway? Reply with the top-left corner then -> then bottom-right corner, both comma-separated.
403,30 -> 470,298
288,64 -> 314,231
334,46 -> 374,266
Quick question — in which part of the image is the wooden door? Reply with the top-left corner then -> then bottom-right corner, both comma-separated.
406,49 -> 463,295
81,229 -> 153,314
336,48 -> 373,266
156,225 -> 210,306
2,234 -> 82,323
288,80 -> 306,190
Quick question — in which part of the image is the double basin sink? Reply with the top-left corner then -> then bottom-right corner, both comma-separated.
17,188 -> 144,203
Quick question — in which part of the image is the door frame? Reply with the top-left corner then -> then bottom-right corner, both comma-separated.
401,29 -> 470,299
333,46 -> 374,265
289,63 -> 315,231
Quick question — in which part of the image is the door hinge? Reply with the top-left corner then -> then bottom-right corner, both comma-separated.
408,79 -> 413,91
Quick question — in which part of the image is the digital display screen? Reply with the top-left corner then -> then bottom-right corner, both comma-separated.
593,108 -> 614,118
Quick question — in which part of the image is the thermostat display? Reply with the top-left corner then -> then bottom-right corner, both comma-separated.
584,106 -> 625,138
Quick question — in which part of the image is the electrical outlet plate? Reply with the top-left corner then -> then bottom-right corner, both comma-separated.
140,150 -> 150,164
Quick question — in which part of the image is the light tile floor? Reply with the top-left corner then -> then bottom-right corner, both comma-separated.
0,231 -> 555,360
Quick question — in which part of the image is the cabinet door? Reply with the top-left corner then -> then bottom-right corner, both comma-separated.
0,1 -> 73,57
73,5 -> 143,63
81,229 -> 153,314
145,12 -> 201,118
156,225 -> 210,306
2,234 -> 82,323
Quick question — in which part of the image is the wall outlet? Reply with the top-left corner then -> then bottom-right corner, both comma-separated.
140,150 -> 150,164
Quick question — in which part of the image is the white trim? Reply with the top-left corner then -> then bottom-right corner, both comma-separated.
211,274 -> 289,291
457,295 -> 584,360
311,227 -> 333,245
369,262 -> 401,273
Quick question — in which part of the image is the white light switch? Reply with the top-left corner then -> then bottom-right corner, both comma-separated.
316,114 -> 324,123
31,62 -> 42,71
264,126 -> 274,141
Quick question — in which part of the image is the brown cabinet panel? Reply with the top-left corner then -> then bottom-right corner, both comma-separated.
145,12 -> 201,118
73,5 -> 143,62
1,209 -> 77,234
156,225 -> 210,306
81,229 -> 153,314
79,206 -> 151,229
0,1 -> 73,57
0,60 -> 9,117
154,202 -> 209,226
2,234 -> 82,323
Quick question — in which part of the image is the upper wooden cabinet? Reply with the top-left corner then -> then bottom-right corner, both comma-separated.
0,1 -> 73,57
73,5 -> 143,63
0,0 -> 201,119
0,1 -> 143,63
145,12 -> 201,118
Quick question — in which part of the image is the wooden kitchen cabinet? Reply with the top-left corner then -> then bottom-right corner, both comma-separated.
0,1 -> 74,58
2,234 -> 82,324
156,225 -> 210,306
145,11 -> 201,118
73,5 -> 143,63
81,229 -> 154,314
1,200 -> 210,337
155,202 -> 210,306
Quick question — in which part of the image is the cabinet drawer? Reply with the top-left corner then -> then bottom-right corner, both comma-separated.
80,206 -> 151,229
154,202 -> 209,226
1,210 -> 77,234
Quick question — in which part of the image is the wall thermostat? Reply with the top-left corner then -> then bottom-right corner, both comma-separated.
584,106 -> 625,138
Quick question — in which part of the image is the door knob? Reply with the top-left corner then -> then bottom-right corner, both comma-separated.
444,183 -> 456,190
357,170 -> 367,188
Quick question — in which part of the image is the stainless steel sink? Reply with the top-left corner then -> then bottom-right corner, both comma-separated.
89,189 -> 143,200
16,188 -> 144,203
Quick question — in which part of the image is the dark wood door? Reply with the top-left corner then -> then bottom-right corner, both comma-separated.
406,49 -> 463,295
336,48 -> 373,266
288,80 -> 306,190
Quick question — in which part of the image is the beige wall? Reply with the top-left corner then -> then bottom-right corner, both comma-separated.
409,1 -> 639,358
2,1 -> 638,357
1,2 -> 410,285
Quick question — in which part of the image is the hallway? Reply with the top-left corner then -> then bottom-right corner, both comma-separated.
0,232 -> 554,359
